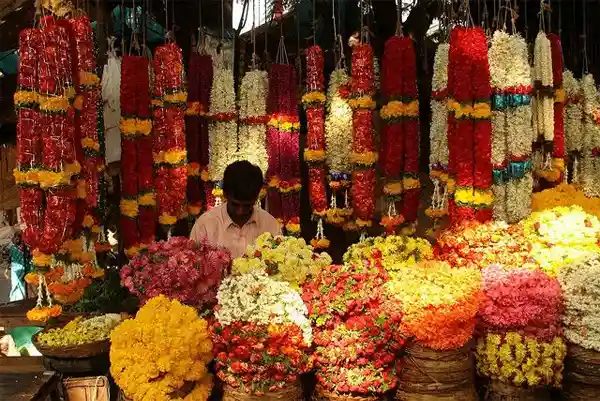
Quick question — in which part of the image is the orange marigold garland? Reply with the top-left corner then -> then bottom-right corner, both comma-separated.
153,43 -> 188,231
303,45 -> 328,248
349,44 -> 377,230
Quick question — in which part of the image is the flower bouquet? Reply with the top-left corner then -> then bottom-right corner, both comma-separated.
231,233 -> 331,287
120,237 -> 231,311
302,262 -> 404,398
212,271 -> 311,398
110,295 -> 213,401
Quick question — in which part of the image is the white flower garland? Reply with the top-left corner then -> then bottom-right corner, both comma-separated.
237,70 -> 268,176
429,43 -> 449,170
208,66 -> 237,182
216,270 -> 313,345
532,32 -> 554,142
582,74 -> 600,195
564,70 -> 583,183
325,69 -> 352,175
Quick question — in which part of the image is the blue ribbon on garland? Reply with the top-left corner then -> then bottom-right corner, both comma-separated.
492,160 -> 532,184
492,94 -> 532,110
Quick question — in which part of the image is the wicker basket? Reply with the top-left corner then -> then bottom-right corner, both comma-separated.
483,381 -> 549,401
312,385 -> 385,401
563,343 -> 600,400
32,330 -> 110,359
396,342 -> 477,401
222,382 -> 303,401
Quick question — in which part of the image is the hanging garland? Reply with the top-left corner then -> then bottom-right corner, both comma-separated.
267,62 -> 301,235
380,35 -> 420,233
324,69 -> 352,227
186,53 -> 203,218
447,27 -> 493,225
546,33 -> 565,184
581,74 -> 600,196
488,31 -> 533,223
303,45 -> 329,248
563,70 -> 583,184
427,43 -> 450,221
349,43 -> 377,230
153,43 -> 188,230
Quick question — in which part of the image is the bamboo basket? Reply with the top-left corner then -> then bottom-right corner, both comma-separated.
395,342 -> 477,401
32,331 -> 109,358
222,382 -> 303,401
483,381 -> 549,401
312,385 -> 386,401
563,343 -> 600,400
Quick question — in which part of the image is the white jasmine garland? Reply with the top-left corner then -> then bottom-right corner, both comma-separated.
564,70 -> 583,153
431,43 -> 449,94
237,70 -> 268,175
325,69 -> 352,175
208,67 -> 237,181
216,270 -> 313,345
581,74 -> 600,194
533,32 -> 554,142
429,43 -> 449,169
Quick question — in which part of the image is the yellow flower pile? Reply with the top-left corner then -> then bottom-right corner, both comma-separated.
110,295 -> 213,401
532,183 -> 600,219
232,233 -> 331,287
475,332 -> 567,388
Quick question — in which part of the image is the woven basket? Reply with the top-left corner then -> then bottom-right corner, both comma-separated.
222,382 -> 303,401
483,381 -> 549,401
563,343 -> 600,400
32,331 -> 109,359
396,342 -> 477,401
312,385 -> 385,401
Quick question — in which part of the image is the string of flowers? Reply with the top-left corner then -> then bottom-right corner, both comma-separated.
303,45 -> 329,247
267,63 -> 301,235
324,69 -> 353,227
546,33 -> 565,185
563,70 -> 583,184
532,32 -> 555,186
581,73 -> 600,196
380,36 -> 412,232
488,31 -> 533,223
185,52 -> 204,218
153,43 -> 188,230
427,43 -> 450,221
207,62 -> 237,204
198,56 -> 214,209
447,27 -> 493,225
349,43 -> 377,230
237,69 -> 268,183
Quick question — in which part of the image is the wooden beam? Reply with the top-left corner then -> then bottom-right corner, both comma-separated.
0,0 -> 31,21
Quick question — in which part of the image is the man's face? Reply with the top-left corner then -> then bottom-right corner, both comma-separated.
226,197 -> 257,226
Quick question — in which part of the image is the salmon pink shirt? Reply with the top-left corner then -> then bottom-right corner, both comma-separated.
189,203 -> 282,258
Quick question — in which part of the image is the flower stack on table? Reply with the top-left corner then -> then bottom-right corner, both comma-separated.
475,265 -> 566,400
111,295 -> 214,401
302,262 -> 404,400
120,236 -> 231,313
211,270 -> 312,400
387,261 -> 481,401
559,254 -> 600,400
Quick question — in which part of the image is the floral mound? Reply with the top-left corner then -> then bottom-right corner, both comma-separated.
232,232 -> 331,286
120,237 -> 231,311
532,183 -> 600,220
303,262 -> 404,395
559,254 -> 600,351
387,261 -> 481,350
212,271 -> 312,394
110,295 -> 213,401
343,235 -> 433,274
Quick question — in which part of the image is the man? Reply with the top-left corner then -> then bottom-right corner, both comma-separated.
190,161 -> 281,258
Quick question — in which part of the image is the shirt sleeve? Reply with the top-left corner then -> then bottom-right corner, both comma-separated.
190,218 -> 209,243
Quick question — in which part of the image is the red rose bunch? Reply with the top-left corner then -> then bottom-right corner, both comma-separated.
120,236 -> 231,310
211,322 -> 311,394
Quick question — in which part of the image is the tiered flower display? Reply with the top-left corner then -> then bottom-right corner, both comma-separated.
563,71 -> 583,184
212,271 -> 312,394
302,262 -> 404,396
153,43 -> 188,229
185,53 -> 213,217
428,43 -> 450,220
380,36 -> 420,230
387,261 -> 481,350
267,63 -> 301,235
324,69 -> 353,227
488,31 -> 533,223
231,232 -> 331,287
447,27 -> 493,224
476,266 -> 566,389
349,44 -> 377,229
303,46 -> 329,246
110,295 -> 214,401
120,237 -> 231,311
120,55 -> 154,257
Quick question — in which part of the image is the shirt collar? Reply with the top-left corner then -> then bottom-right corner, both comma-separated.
221,203 -> 258,228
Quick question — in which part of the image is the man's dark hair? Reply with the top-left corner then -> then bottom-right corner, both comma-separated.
222,160 -> 264,201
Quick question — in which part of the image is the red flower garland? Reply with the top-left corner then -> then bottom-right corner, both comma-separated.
267,64 -> 301,235
153,43 -> 188,229
350,44 -> 377,229
196,56 -> 213,208
186,53 -> 203,217
549,33 -> 565,184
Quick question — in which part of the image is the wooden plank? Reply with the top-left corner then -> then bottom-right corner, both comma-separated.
0,356 -> 44,373
0,371 -> 60,401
